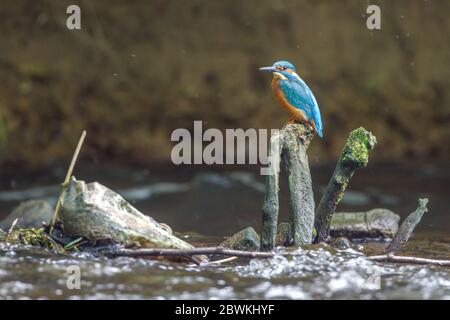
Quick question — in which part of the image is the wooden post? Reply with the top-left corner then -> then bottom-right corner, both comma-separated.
261,131 -> 282,251
386,198 -> 428,253
314,127 -> 376,243
282,124 -> 315,247
261,123 -> 315,251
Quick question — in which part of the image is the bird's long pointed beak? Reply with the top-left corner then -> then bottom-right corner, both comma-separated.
259,66 -> 276,72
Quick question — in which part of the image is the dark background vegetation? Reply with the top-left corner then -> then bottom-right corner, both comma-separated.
0,0 -> 449,172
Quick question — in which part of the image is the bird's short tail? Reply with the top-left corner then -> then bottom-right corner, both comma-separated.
313,117 -> 323,138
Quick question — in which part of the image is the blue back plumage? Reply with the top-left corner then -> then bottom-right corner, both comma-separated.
274,61 -> 323,138
279,79 -> 323,138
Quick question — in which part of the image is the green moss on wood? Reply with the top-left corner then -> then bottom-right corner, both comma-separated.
341,127 -> 377,168
314,127 -> 377,243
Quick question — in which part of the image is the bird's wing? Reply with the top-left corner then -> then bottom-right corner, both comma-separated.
279,79 -> 316,120
279,78 -> 323,136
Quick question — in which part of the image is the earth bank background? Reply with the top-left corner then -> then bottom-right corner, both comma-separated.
0,0 -> 449,172
0,0 -> 449,236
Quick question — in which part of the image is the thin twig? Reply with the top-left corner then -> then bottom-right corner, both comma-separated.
49,130 -> 87,234
368,254 -> 450,266
200,256 -> 238,266
6,218 -> 19,240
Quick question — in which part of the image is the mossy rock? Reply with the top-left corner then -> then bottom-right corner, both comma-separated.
221,227 -> 260,251
0,200 -> 53,231
329,237 -> 352,250
60,177 -> 198,251
277,209 -> 399,244
330,209 -> 400,239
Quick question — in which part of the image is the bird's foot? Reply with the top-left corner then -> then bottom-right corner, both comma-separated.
286,117 -> 296,124
282,118 -> 295,131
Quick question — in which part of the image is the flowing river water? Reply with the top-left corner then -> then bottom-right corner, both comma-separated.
0,164 -> 449,299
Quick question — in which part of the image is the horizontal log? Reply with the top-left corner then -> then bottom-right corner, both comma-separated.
107,246 -> 450,267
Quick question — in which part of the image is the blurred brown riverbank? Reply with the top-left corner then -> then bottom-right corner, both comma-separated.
0,0 -> 449,172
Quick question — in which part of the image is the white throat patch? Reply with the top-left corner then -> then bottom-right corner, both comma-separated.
273,72 -> 287,81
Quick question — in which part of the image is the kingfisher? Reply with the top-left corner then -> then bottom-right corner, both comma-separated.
260,60 -> 323,138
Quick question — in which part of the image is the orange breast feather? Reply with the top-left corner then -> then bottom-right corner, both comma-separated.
271,78 -> 308,124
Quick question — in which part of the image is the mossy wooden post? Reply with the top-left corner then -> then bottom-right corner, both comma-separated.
261,123 -> 315,251
314,127 -> 376,243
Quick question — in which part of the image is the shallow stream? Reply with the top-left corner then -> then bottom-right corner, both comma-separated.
0,165 -> 449,299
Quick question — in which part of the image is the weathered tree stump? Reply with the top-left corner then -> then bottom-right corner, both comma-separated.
386,198 -> 428,253
314,128 -> 376,243
261,123 -> 315,251
261,131 -> 282,251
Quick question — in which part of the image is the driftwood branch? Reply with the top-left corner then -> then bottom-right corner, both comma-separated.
107,246 -> 450,267
261,123 -> 315,251
386,198 -> 428,253
49,130 -> 87,234
314,128 -> 376,243
110,247 -> 298,259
